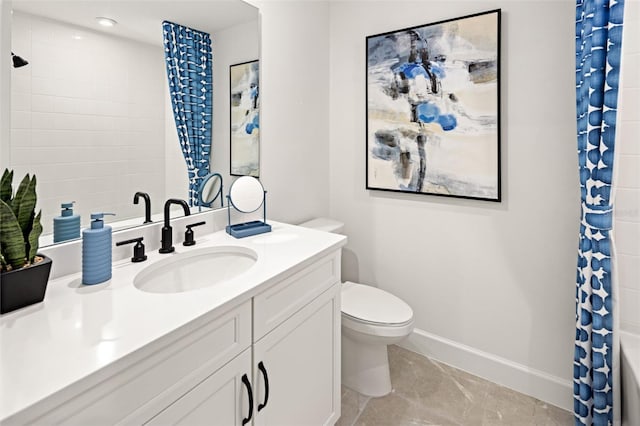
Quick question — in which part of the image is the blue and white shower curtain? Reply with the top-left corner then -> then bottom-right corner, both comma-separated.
163,21 -> 213,206
574,0 -> 624,425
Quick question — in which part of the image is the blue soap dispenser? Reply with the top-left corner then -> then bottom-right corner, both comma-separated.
53,201 -> 81,243
82,212 -> 115,285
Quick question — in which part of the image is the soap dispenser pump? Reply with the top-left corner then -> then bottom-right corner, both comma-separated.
53,201 -> 80,243
82,212 -> 115,285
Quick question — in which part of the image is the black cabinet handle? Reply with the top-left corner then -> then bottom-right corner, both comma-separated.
241,373 -> 254,425
257,361 -> 270,412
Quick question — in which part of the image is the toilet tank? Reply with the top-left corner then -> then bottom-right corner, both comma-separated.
298,218 -> 344,234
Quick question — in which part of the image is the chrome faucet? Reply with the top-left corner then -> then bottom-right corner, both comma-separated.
133,192 -> 152,224
159,199 -> 191,253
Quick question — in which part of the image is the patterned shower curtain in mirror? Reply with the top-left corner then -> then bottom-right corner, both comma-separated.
163,21 -> 213,206
574,0 -> 624,425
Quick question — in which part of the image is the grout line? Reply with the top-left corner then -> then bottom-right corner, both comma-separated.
348,392 -> 371,426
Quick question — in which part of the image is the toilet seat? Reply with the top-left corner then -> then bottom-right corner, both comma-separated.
341,281 -> 413,329
342,313 -> 414,340
342,312 -> 413,327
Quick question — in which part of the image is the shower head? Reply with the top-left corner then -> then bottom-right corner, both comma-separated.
11,52 -> 28,68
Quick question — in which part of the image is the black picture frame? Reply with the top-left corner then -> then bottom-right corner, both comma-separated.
366,9 -> 501,202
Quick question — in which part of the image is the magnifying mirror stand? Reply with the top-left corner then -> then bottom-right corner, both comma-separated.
225,191 -> 272,238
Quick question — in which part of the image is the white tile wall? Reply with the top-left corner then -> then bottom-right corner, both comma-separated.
10,12 -> 166,236
616,1 -> 640,335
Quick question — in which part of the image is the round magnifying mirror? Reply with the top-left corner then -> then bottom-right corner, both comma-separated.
198,173 -> 223,208
228,176 -> 265,213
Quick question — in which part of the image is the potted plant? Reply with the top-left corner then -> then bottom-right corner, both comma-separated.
0,169 -> 52,314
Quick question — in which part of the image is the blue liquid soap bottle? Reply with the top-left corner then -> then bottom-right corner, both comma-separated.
82,212 -> 115,285
53,201 -> 80,243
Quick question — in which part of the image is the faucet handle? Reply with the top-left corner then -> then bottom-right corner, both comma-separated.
116,237 -> 147,262
183,221 -> 206,246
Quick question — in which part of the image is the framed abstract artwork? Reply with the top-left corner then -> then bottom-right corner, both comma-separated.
366,9 -> 501,202
230,60 -> 260,177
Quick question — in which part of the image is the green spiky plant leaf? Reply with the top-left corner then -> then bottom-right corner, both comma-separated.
0,170 -> 41,271
0,199 -> 27,270
0,169 -> 13,204
12,174 -> 30,216
27,211 -> 43,262
14,175 -> 37,241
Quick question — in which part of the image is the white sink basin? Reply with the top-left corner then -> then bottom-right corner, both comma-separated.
134,246 -> 258,294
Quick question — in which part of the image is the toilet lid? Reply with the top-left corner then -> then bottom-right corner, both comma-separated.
342,281 -> 413,325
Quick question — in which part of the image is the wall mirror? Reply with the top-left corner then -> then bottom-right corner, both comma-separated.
3,0 -> 260,247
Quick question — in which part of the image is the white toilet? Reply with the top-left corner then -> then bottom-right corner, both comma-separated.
299,218 -> 414,397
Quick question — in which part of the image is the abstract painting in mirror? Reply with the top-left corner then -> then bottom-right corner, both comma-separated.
230,60 -> 260,177
5,0 -> 260,246
366,9 -> 501,202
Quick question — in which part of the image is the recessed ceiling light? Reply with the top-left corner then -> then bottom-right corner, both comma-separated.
96,17 -> 117,27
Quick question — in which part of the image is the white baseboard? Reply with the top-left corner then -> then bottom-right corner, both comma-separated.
398,328 -> 573,412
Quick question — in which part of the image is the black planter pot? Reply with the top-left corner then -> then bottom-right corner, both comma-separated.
1,255 -> 53,314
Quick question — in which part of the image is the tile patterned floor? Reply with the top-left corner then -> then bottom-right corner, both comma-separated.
337,345 -> 573,426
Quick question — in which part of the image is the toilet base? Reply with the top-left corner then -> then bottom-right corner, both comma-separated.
342,334 -> 392,397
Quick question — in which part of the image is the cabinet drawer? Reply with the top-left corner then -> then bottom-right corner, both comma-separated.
25,300 -> 252,426
253,251 -> 340,341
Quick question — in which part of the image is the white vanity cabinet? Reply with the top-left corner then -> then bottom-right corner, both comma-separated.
146,282 -> 341,426
146,251 -> 342,426
3,248 -> 342,426
9,301 -> 253,426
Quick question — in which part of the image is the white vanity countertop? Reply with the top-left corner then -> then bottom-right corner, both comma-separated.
0,222 -> 346,422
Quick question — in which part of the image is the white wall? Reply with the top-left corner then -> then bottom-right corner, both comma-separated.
10,12 -> 166,234
329,0 -> 577,409
616,0 -> 640,335
164,19 -> 260,204
0,0 -> 10,171
256,0 -> 331,223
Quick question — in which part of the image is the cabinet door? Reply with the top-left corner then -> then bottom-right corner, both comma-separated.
145,348 -> 253,426
253,283 -> 340,426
